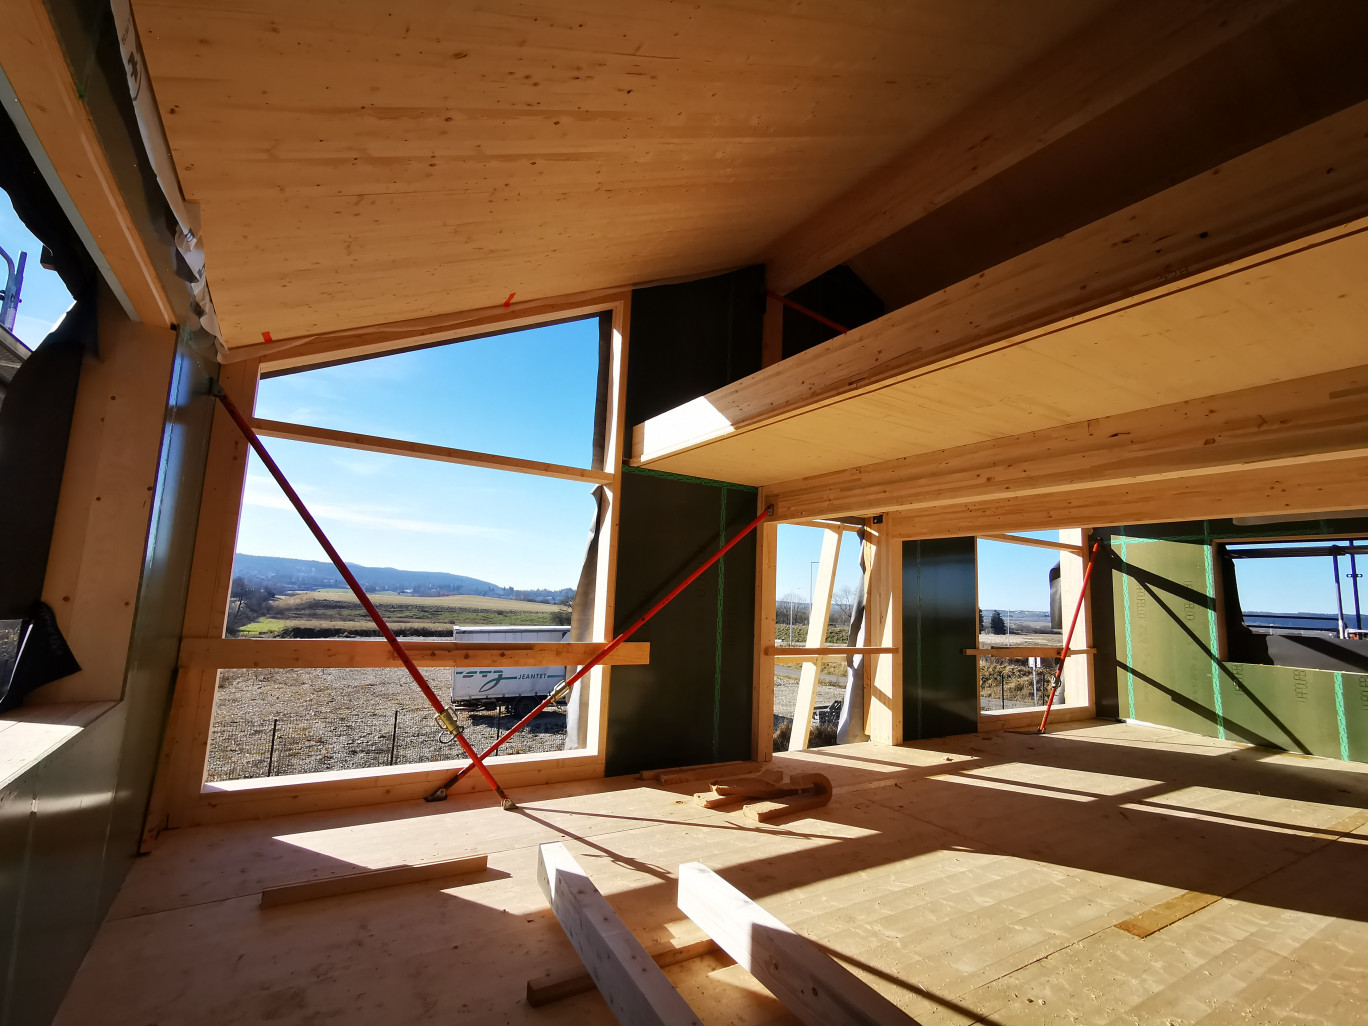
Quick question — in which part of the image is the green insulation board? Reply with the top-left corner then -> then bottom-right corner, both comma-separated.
1107,523 -> 1368,762
902,537 -> 978,741
604,468 -> 758,777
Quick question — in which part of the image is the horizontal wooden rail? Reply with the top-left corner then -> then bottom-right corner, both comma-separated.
180,638 -> 649,670
765,646 -> 898,660
965,647 -> 1096,658
252,418 -> 613,485
977,533 -> 1086,555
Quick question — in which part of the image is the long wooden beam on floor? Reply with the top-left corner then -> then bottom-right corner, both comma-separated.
765,363 -> 1368,522
764,0 -> 1291,294
677,862 -> 913,1026
538,842 -> 702,1026
259,855 -> 487,908
634,101 -> 1368,476
179,638 -> 650,670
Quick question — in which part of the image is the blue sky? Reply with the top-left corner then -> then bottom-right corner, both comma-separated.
239,319 -> 602,589
1229,543 -> 1368,616
1,197 -> 73,346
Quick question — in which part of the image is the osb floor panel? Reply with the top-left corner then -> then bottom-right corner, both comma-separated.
57,722 -> 1368,1025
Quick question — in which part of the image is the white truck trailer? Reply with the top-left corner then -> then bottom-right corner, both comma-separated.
450,625 -> 571,718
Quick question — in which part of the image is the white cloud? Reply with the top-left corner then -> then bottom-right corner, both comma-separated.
241,473 -> 505,539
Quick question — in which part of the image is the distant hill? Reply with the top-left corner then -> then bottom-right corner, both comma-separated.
232,553 -> 573,605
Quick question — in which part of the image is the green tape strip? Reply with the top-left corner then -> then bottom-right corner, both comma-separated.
624,464 -> 757,492
1121,534 -> 1135,719
1203,526 -> 1225,740
713,488 -> 726,761
1334,671 -> 1350,761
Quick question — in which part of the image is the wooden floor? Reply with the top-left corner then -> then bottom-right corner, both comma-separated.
58,722 -> 1368,1025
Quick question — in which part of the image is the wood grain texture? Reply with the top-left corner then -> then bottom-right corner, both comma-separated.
0,0 -> 174,326
765,0 -> 1291,292
252,419 -> 613,484
635,104 -> 1368,483
677,860 -> 912,1024
36,290 -> 175,702
178,638 -> 649,669
132,0 -> 1108,344
766,363 -> 1368,521
259,854 -> 487,908
538,841 -> 703,1026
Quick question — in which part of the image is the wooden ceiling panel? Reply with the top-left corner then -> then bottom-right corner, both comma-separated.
132,0 -> 1110,343
637,221 -> 1368,485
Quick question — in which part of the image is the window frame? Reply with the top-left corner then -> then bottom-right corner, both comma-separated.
146,295 -> 630,831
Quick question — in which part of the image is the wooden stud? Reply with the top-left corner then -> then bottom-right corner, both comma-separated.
144,360 -> 259,838
1057,528 -> 1094,714
178,638 -> 650,670
788,525 -> 840,751
538,842 -> 703,1026
768,647 -> 897,660
252,419 -> 613,484
978,533 -> 1086,555
864,521 -> 901,747
676,861 -> 913,1025
259,855 -> 488,908
753,514 -> 778,762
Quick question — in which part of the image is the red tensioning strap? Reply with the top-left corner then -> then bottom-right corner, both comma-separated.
766,289 -> 850,334
1037,540 -> 1101,734
211,386 -> 514,807
426,502 -> 774,800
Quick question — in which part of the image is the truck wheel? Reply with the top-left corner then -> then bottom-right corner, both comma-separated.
512,697 -> 538,720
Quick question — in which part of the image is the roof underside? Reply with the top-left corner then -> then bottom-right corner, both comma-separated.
133,0 -> 1109,345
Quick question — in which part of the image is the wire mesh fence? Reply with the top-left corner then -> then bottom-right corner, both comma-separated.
206,704 -> 571,782
978,654 -> 1062,712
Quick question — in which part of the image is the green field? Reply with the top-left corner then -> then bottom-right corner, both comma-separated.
233,589 -> 569,637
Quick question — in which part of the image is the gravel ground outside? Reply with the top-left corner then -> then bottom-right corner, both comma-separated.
772,663 -> 847,732
207,664 -> 571,782
207,651 -> 881,782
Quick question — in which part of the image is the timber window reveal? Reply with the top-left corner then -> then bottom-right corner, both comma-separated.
973,531 -> 1095,717
157,300 -> 629,817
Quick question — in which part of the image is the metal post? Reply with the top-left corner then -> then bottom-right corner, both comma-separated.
1333,552 -> 1347,639
1350,541 -> 1363,634
389,709 -> 399,765
266,718 -> 279,776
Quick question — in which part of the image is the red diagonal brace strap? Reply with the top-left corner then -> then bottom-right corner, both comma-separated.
425,501 -> 774,801
211,384 -> 516,810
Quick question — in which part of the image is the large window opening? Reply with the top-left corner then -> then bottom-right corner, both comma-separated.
204,314 -> 613,783
975,533 -> 1087,714
1222,538 -> 1368,672
771,523 -> 864,750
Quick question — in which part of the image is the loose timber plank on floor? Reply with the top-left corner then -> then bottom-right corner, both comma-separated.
258,854 -> 488,908
538,842 -> 703,1026
677,861 -> 914,1026
526,939 -> 726,1007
